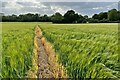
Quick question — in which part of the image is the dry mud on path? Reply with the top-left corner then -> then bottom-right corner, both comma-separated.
34,26 -> 66,78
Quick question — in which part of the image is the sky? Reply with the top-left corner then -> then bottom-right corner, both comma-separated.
0,0 -> 120,17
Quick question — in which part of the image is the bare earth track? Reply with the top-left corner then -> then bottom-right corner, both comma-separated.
36,27 -> 53,78
34,26 -> 66,78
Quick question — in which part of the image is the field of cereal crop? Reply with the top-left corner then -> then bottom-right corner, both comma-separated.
40,23 -> 119,78
1,22 -> 119,78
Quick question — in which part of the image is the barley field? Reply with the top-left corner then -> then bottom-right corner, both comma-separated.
40,23 -> 119,78
1,22 -> 36,78
1,22 -> 119,79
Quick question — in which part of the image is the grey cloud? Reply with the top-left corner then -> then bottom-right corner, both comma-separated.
41,2 -> 118,16
1,1 -> 118,17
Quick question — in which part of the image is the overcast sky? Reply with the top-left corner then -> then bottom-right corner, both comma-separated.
1,0 -> 120,17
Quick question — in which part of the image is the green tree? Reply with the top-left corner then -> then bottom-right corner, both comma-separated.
11,14 -> 17,21
108,9 -> 118,21
92,12 -> 108,20
40,14 -> 51,22
118,11 -> 120,21
92,14 -> 99,19
63,10 -> 79,23
51,12 -> 63,23
77,15 -> 86,23
33,13 -> 40,21
99,12 -> 108,20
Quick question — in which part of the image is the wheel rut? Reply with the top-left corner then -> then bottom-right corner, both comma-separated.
34,26 -> 66,78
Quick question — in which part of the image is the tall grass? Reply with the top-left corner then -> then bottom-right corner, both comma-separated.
40,23 -> 119,78
1,22 -> 36,78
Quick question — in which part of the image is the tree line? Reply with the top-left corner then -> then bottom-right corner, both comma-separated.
1,9 -> 120,23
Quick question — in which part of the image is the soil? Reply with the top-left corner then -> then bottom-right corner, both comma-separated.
34,26 -> 66,78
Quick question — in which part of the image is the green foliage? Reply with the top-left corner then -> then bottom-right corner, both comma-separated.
88,18 -> 99,23
108,9 -> 118,21
1,22 -> 119,79
2,9 -> 120,23
64,10 -> 80,23
1,22 -> 36,78
51,12 -> 63,23
40,23 -> 119,78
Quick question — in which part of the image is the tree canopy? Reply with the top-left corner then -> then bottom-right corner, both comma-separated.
1,9 -> 120,23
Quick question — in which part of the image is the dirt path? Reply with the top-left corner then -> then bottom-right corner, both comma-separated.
35,27 -> 53,78
34,26 -> 66,78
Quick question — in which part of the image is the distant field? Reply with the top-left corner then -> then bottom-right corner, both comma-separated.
1,22 -> 119,78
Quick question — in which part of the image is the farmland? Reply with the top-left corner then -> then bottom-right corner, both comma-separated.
40,23 -> 119,78
1,22 -> 119,78
1,22 -> 37,78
